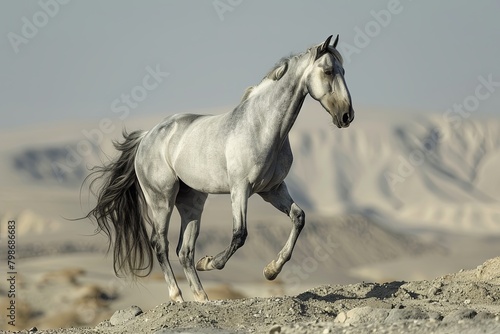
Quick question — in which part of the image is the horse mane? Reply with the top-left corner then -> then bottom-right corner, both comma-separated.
239,44 -> 343,103
240,86 -> 255,102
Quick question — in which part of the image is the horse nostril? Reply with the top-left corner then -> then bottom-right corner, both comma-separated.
342,112 -> 350,124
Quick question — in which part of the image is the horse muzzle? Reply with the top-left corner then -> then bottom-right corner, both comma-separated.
333,106 -> 354,128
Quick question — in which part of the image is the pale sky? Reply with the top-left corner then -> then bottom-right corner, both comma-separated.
1,1 -> 499,129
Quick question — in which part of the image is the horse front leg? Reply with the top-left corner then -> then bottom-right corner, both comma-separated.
258,182 -> 305,280
196,184 -> 249,271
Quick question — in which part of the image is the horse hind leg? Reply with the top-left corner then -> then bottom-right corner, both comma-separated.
175,188 -> 209,302
142,180 -> 184,302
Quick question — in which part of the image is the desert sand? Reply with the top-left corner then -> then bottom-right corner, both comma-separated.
1,103 -> 500,332
2,257 -> 500,333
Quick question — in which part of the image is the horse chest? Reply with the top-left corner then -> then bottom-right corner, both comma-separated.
247,144 -> 293,193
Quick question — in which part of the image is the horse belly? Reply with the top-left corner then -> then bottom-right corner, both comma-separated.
175,157 -> 230,194
171,135 -> 230,194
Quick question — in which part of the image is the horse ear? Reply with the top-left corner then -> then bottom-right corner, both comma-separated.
321,35 -> 333,53
333,34 -> 339,48
316,35 -> 332,60
274,62 -> 288,80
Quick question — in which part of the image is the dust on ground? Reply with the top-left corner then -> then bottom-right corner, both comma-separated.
5,257 -> 500,334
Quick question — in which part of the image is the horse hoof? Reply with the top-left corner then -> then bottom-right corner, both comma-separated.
196,255 -> 214,271
263,261 -> 279,281
194,292 -> 209,302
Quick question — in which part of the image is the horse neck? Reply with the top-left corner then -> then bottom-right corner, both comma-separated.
246,59 -> 309,142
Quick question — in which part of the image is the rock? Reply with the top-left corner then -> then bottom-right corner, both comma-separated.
442,309 -> 477,323
334,311 -> 347,323
334,306 -> 390,325
109,305 -> 143,326
476,258 -> 500,284
428,283 -> 443,296
269,324 -> 281,333
385,308 -> 430,323
365,299 -> 392,309
476,312 -> 496,320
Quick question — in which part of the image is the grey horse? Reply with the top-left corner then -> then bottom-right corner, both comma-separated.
87,35 -> 354,302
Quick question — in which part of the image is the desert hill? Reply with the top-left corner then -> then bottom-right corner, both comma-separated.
1,105 -> 500,331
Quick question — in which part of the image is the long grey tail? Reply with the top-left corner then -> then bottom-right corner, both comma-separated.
85,129 -> 152,277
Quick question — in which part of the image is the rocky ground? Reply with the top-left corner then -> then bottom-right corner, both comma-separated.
5,257 -> 500,334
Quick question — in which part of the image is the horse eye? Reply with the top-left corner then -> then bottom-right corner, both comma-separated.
324,69 -> 333,76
